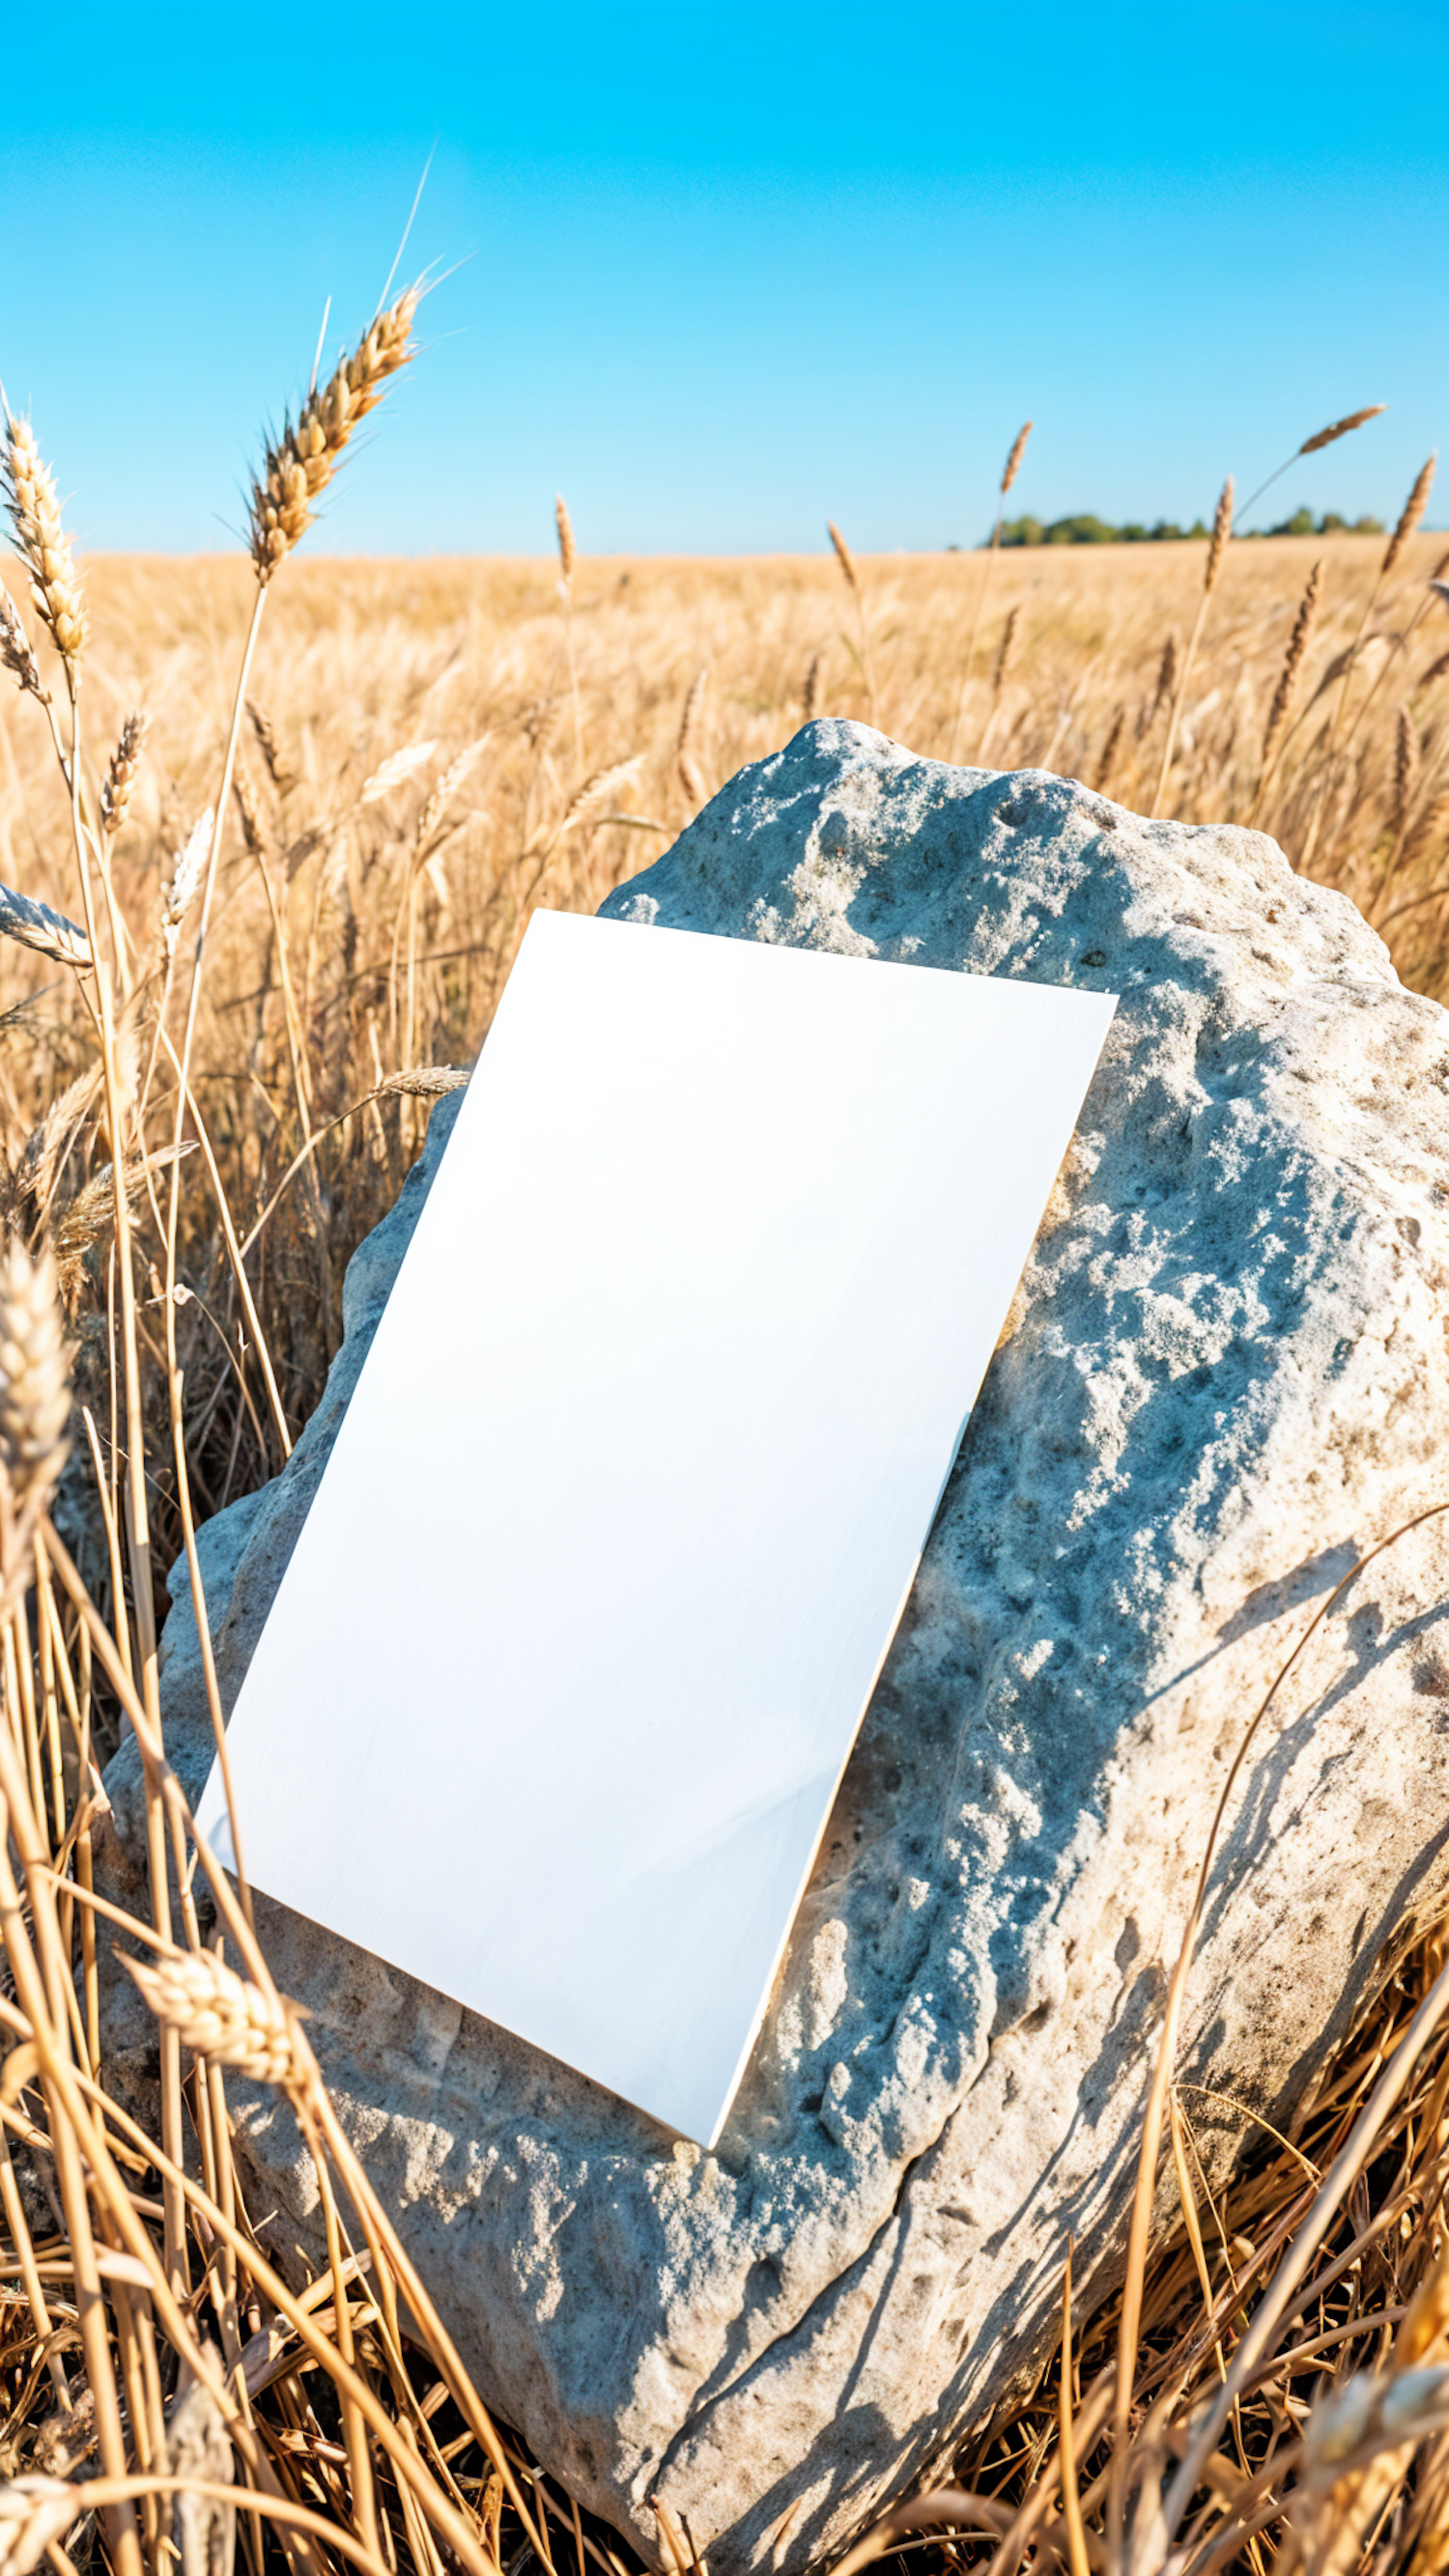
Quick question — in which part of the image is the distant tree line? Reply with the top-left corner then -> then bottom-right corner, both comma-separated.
976,506 -> 1385,549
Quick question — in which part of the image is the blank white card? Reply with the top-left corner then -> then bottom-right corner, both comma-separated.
199,909 -> 1115,2146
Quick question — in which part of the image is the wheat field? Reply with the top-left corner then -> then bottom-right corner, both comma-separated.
2,316 -> 1449,2576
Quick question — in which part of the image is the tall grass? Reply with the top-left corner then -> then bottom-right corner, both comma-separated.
0,324 -> 1447,2576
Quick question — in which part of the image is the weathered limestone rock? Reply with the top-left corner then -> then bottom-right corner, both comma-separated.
103,720 -> 1449,2574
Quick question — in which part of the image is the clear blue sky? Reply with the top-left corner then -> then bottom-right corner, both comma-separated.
5,0 -> 1445,554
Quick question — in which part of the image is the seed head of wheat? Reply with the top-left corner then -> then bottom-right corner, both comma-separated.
246,698 -> 296,793
1263,559 -> 1322,760
376,1066 -> 469,1100
99,711 -> 148,838
0,1240 -> 72,1502
556,754 -> 644,838
827,522 -> 859,592
123,1946 -> 300,2085
1001,421 -> 1033,495
0,586 -> 46,703
555,495 -> 577,584
248,287 -> 420,582
358,741 -> 439,807
0,413 -> 87,678
1298,404 -> 1388,457
802,651 -> 824,722
163,809 -> 214,932
1382,456 -> 1436,580
1204,476 -> 1234,594
0,881 -> 92,974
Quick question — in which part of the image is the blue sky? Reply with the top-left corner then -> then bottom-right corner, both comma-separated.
5,0 -> 1446,554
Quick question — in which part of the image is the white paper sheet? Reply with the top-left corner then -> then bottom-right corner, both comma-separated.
198,909 -> 1115,2145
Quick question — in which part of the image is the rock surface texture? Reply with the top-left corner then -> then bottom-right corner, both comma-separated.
104,721 -> 1449,2574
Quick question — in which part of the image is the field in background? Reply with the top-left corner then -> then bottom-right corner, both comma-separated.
3,525 -> 1449,2573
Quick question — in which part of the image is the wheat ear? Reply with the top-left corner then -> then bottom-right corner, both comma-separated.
1000,420 -> 1033,495
1094,706 -> 1126,792
122,1947 -> 299,2085
99,712 -> 148,837
1260,558 -> 1322,777
246,697 -> 296,792
0,880 -> 92,971
1235,403 -> 1387,525
0,586 -> 46,702
248,287 -> 420,581
0,412 -> 87,681
952,419 -> 1033,759
802,650 -> 824,722
555,495 -> 577,584
1382,455 -> 1436,580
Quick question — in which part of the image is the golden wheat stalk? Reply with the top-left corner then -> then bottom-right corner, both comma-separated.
1382,455 -> 1436,580
122,1947 -> 299,2085
0,1240 -> 72,1503
99,712 -> 148,837
802,650 -> 824,722
0,585 -> 46,703
0,410 -> 87,681
1262,558 -> 1322,766
247,287 -> 420,582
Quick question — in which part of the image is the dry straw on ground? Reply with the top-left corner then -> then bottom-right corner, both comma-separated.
0,322 -> 1447,2576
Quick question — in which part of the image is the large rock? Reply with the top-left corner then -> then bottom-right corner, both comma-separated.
103,721 -> 1449,2574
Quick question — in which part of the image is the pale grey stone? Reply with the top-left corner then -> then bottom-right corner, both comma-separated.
100,720 -> 1449,2574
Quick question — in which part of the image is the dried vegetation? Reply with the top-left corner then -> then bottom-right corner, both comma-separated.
0,323 -> 1446,2576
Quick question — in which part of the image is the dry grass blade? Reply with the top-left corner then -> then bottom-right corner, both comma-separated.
122,1947 -> 299,2085
247,285 -> 420,582
0,410 -> 87,677
99,710 -> 148,837
0,584 -> 46,703
0,880 -> 92,972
